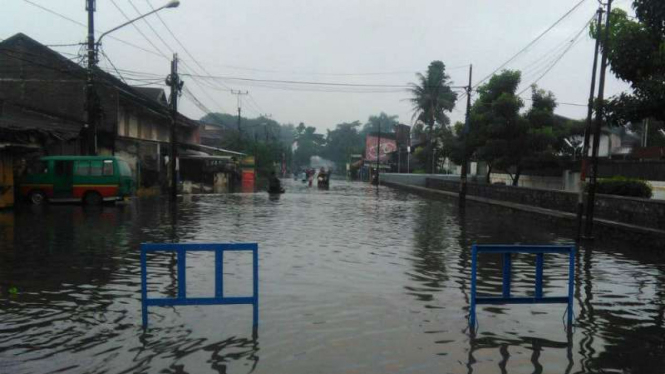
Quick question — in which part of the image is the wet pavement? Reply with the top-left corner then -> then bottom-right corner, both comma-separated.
0,180 -> 664,373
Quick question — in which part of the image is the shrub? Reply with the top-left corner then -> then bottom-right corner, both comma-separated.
587,176 -> 653,199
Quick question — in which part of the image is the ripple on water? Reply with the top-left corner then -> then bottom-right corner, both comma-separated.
1,181 -> 664,373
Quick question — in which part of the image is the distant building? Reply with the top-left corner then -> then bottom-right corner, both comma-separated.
0,33 -> 239,199
581,126 -> 641,159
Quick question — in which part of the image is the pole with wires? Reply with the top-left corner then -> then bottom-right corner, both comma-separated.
375,121 -> 381,186
167,53 -> 184,202
231,90 -> 249,143
584,0 -> 613,239
85,0 -> 97,155
576,7 -> 603,241
460,64 -> 473,202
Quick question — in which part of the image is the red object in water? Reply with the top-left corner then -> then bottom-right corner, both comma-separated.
242,170 -> 255,190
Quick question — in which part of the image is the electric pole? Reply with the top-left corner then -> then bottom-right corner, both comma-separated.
231,90 -> 249,140
584,0 -> 613,239
576,7 -> 603,241
376,121 -> 381,186
85,0 -> 98,155
167,53 -> 184,201
459,64 -> 473,202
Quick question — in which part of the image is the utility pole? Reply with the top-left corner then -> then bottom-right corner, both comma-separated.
231,90 -> 249,140
85,0 -> 97,155
584,0 -> 613,239
576,7 -> 603,241
375,121 -> 381,185
459,64 -> 473,202
167,53 -> 184,201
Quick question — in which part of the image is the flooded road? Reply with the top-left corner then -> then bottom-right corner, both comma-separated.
1,180 -> 664,373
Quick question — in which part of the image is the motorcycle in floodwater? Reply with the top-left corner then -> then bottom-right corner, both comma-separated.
317,173 -> 330,189
268,172 -> 285,194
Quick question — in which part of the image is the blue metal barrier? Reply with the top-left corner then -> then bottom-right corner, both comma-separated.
140,243 -> 258,328
469,244 -> 575,330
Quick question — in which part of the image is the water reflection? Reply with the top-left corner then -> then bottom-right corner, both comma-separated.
1,182 -> 665,373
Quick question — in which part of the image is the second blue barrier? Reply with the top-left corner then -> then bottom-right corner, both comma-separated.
469,244 -> 575,331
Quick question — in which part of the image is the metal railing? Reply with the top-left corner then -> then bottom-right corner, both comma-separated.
469,244 -> 575,331
140,243 -> 258,328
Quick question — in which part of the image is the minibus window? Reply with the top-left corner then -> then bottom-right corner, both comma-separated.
90,160 -> 103,176
103,160 -> 114,176
75,161 -> 90,176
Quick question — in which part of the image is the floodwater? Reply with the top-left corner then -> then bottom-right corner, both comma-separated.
1,180 -> 664,374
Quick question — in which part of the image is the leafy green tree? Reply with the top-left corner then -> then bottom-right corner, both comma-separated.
200,112 -> 294,176
523,86 -> 558,161
409,60 -> 458,173
361,112 -> 398,136
469,70 -> 526,184
323,121 -> 364,171
293,123 -> 325,169
593,5 -> 665,124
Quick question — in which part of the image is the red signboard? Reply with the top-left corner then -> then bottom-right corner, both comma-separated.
365,136 -> 397,163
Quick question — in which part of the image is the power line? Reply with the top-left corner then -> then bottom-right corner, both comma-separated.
22,0 -> 168,61
109,0 -> 168,58
517,16 -> 592,96
99,47 -> 127,84
146,0 -> 233,93
473,0 -> 588,88
127,0 -> 175,55
45,43 -> 84,48
247,95 -> 266,114
112,0 -> 230,114
181,73 -> 467,89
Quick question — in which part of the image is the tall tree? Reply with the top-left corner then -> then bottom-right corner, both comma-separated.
469,70 -> 526,184
323,121 -> 364,170
593,4 -> 665,124
361,112 -> 399,136
293,123 -> 325,168
409,61 -> 458,173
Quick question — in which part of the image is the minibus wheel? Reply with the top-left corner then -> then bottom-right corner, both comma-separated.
83,191 -> 103,205
29,191 -> 47,205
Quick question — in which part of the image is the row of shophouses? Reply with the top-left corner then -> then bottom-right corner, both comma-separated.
0,33 -> 244,208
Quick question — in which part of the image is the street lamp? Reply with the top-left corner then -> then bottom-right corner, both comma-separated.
97,0 -> 180,47
84,0 -> 180,155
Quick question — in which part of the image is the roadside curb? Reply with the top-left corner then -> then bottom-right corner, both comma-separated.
382,180 -> 665,247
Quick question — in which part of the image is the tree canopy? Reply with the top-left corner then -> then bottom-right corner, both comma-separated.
409,60 -> 458,172
593,4 -> 665,124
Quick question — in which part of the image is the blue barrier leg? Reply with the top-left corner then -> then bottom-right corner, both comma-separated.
502,253 -> 512,298
252,247 -> 259,327
141,247 -> 148,328
215,250 -> 223,299
567,247 -> 575,325
177,249 -> 186,300
470,245 -> 478,330
535,253 -> 544,299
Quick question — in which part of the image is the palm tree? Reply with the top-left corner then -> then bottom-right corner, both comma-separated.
409,61 -> 458,173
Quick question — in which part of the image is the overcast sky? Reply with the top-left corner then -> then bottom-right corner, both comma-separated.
3,0 -> 634,132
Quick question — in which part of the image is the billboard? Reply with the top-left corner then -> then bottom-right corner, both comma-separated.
365,135 -> 397,163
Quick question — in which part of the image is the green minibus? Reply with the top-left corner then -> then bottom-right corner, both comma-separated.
20,156 -> 135,205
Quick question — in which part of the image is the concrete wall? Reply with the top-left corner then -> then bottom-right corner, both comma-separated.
652,181 -> 665,200
426,178 -> 665,231
380,173 -> 461,187
489,173 -> 565,190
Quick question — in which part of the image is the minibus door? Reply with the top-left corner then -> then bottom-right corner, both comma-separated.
53,160 -> 73,198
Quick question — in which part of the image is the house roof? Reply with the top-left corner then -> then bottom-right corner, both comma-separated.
132,87 -> 168,106
0,33 -> 197,129
0,101 -> 81,141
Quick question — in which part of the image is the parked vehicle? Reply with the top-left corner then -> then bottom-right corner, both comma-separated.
20,156 -> 135,205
